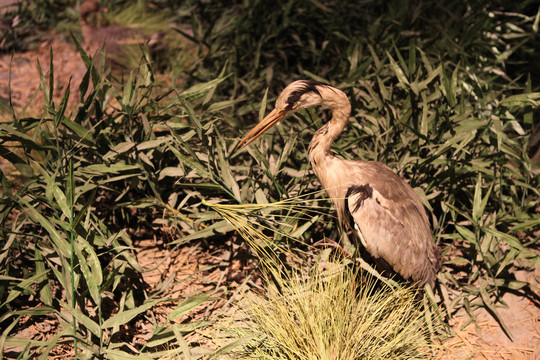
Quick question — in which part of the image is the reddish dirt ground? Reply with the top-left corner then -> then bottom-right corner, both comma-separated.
0,34 -> 87,114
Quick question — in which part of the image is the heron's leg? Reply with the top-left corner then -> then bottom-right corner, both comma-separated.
313,237 -> 353,260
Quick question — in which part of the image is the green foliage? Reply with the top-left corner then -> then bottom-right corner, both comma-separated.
0,45 -> 222,357
0,0 -> 539,357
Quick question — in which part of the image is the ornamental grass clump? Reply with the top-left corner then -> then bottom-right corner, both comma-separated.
242,261 -> 435,360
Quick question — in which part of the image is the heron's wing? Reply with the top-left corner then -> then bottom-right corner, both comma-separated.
345,173 -> 439,287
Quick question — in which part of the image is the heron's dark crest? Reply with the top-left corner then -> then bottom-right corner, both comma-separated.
285,80 -> 327,110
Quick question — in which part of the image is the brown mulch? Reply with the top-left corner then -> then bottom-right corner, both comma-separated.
437,314 -> 539,359
436,267 -> 540,360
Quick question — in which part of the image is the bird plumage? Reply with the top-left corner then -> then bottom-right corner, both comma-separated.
238,80 -> 441,288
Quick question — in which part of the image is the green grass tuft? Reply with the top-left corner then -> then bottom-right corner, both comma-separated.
241,260 -> 436,360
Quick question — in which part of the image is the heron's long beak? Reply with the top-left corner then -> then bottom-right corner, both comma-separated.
236,109 -> 288,149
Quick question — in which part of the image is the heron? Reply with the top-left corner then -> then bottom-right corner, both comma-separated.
237,80 -> 441,288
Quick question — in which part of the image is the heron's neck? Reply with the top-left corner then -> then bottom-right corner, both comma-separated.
308,96 -> 351,170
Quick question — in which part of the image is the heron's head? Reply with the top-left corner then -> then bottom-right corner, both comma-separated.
237,80 -> 342,149
276,80 -> 329,111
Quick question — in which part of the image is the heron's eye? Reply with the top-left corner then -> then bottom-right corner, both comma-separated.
286,92 -> 303,110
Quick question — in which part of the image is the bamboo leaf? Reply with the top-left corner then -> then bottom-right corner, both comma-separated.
168,295 -> 210,321
174,326 -> 192,360
483,228 -> 524,251
500,92 -> 540,107
455,225 -> 477,245
387,51 -> 410,88
18,198 -> 71,257
59,301 -> 101,336
101,298 -> 162,329
34,248 -> 52,306
171,220 -> 235,244
0,315 -> 22,356
136,137 -> 173,151
178,76 -> 229,102
478,282 -> 513,341
103,349 -> 152,360
74,236 -> 102,304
